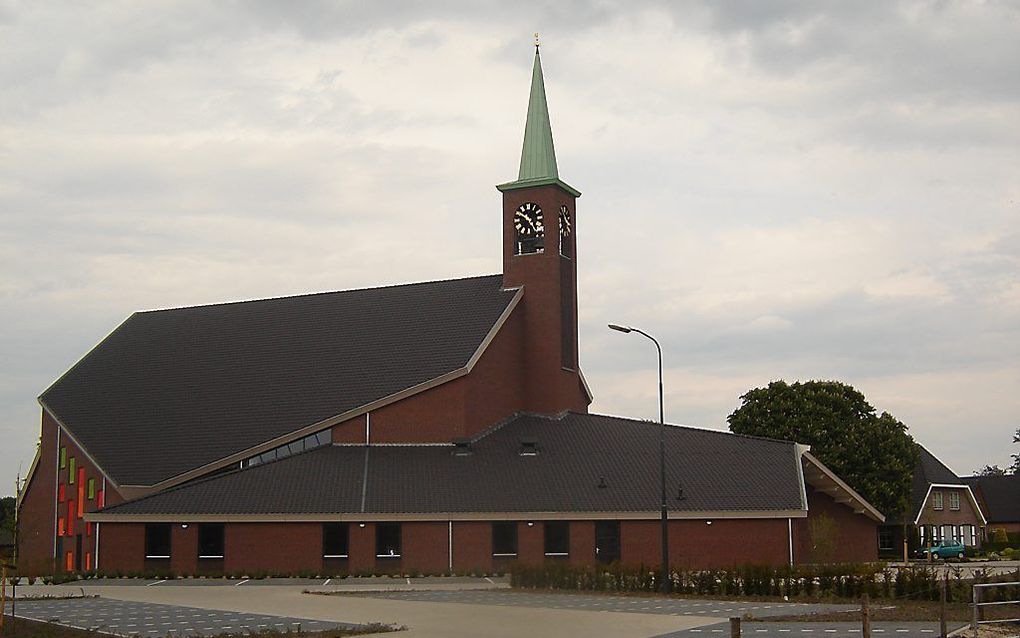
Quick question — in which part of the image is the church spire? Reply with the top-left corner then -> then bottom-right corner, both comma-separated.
497,41 -> 580,197
518,45 -> 558,181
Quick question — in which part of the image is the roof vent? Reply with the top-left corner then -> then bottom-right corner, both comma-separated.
598,477 -> 608,489
519,437 -> 539,456
452,438 -> 472,456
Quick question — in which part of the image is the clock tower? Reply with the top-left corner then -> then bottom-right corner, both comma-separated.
498,45 -> 590,414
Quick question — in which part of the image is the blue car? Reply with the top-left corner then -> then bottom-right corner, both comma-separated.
919,540 -> 966,560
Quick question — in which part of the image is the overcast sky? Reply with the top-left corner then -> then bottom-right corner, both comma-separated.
2,1 -> 1018,497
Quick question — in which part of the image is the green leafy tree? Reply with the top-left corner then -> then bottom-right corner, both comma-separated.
976,465 -> 1006,476
1012,428 -> 1019,474
728,380 -> 918,519
0,496 -> 14,538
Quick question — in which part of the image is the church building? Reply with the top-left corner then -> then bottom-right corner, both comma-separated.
17,48 -> 884,577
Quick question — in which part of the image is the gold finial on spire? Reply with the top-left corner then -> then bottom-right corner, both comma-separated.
534,32 -> 540,50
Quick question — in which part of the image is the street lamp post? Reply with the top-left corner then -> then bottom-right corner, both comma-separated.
608,323 -> 670,594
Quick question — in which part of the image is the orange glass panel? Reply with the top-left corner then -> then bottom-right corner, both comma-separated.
58,517 -> 65,536
77,468 -> 86,517
86,521 -> 92,537
65,551 -> 73,572
85,552 -> 92,571
67,500 -> 75,536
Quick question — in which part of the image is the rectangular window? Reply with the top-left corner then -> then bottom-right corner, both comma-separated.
145,523 -> 172,558
58,484 -> 66,502
66,500 -> 75,536
544,521 -> 570,556
322,523 -> 349,558
492,522 -> 518,557
949,492 -> 960,511
878,528 -> 895,551
933,490 -> 943,510
97,490 -> 105,508
88,478 -> 96,500
60,447 -> 67,469
963,525 -> 976,546
65,551 -> 73,572
58,517 -> 65,536
86,522 -> 92,537
375,523 -> 401,558
68,457 -> 76,484
85,552 -> 92,571
198,524 -> 225,558
77,468 -> 85,517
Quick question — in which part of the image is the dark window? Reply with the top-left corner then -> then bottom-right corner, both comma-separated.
376,523 -> 401,558
145,523 -> 171,558
198,524 -> 225,558
492,522 -> 518,556
323,523 -> 349,558
544,521 -> 569,556
560,262 -> 575,368
878,527 -> 895,551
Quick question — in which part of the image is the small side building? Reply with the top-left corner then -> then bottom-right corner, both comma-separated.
963,474 -> 1020,537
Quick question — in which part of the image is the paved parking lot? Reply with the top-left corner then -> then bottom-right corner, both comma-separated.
350,589 -> 860,617
60,575 -> 508,588
3,597 -> 371,636
654,622 -> 964,638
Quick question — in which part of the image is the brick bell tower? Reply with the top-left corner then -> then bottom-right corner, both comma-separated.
498,43 -> 591,415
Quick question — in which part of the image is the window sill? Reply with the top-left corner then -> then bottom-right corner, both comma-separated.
199,555 -> 224,559
323,555 -> 349,559
375,555 -> 402,559
544,552 -> 569,557
493,553 -> 518,558
145,555 -> 170,559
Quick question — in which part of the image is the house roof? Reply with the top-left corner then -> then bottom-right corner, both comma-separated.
41,274 -> 519,488
963,474 -> 1020,523
909,444 -> 963,520
90,412 -> 813,520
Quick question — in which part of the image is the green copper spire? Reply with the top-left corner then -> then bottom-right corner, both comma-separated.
518,49 -> 558,181
497,43 -> 580,197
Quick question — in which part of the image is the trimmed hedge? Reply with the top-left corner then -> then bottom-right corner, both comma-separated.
510,562 -> 1020,603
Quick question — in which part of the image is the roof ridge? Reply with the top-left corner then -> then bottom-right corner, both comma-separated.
136,273 -> 505,314
574,411 -> 799,447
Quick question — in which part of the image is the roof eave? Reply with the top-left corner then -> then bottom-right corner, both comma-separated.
496,177 -> 581,198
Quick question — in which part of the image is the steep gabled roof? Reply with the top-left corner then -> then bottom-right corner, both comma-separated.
963,474 -> 1020,523
41,275 -> 519,487
92,412 -> 814,519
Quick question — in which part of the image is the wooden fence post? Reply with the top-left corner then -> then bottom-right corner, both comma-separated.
971,585 -> 979,635
940,574 -> 947,638
730,617 -> 741,638
1,562 -> 7,632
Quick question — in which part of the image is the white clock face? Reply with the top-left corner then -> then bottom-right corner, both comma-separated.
514,202 -> 544,236
559,205 -> 572,237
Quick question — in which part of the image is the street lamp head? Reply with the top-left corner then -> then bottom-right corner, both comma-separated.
607,323 -> 633,333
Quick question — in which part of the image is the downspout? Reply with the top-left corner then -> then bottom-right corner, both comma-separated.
787,518 -> 795,567
448,521 -> 453,572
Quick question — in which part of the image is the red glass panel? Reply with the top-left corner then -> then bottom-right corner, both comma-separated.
77,468 -> 86,517
85,552 -> 92,571
86,521 -> 92,537
58,517 -> 65,536
58,484 -> 66,502
67,500 -> 75,536
98,490 -> 105,508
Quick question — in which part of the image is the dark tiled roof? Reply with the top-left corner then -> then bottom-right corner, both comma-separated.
909,445 -> 964,521
963,474 -> 1020,523
41,275 -> 517,487
98,412 -> 806,516
0,528 -> 13,546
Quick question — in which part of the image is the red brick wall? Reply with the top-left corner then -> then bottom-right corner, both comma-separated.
403,522 -> 449,574
97,522 -> 145,574
452,522 -> 491,573
518,521 -> 545,565
569,521 -> 595,565
348,523 -> 375,573
224,523 -> 320,574
793,486 -> 879,563
19,410 -> 125,575
623,519 -> 789,568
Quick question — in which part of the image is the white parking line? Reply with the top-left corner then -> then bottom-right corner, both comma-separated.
235,579 -> 249,586
146,579 -> 167,586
